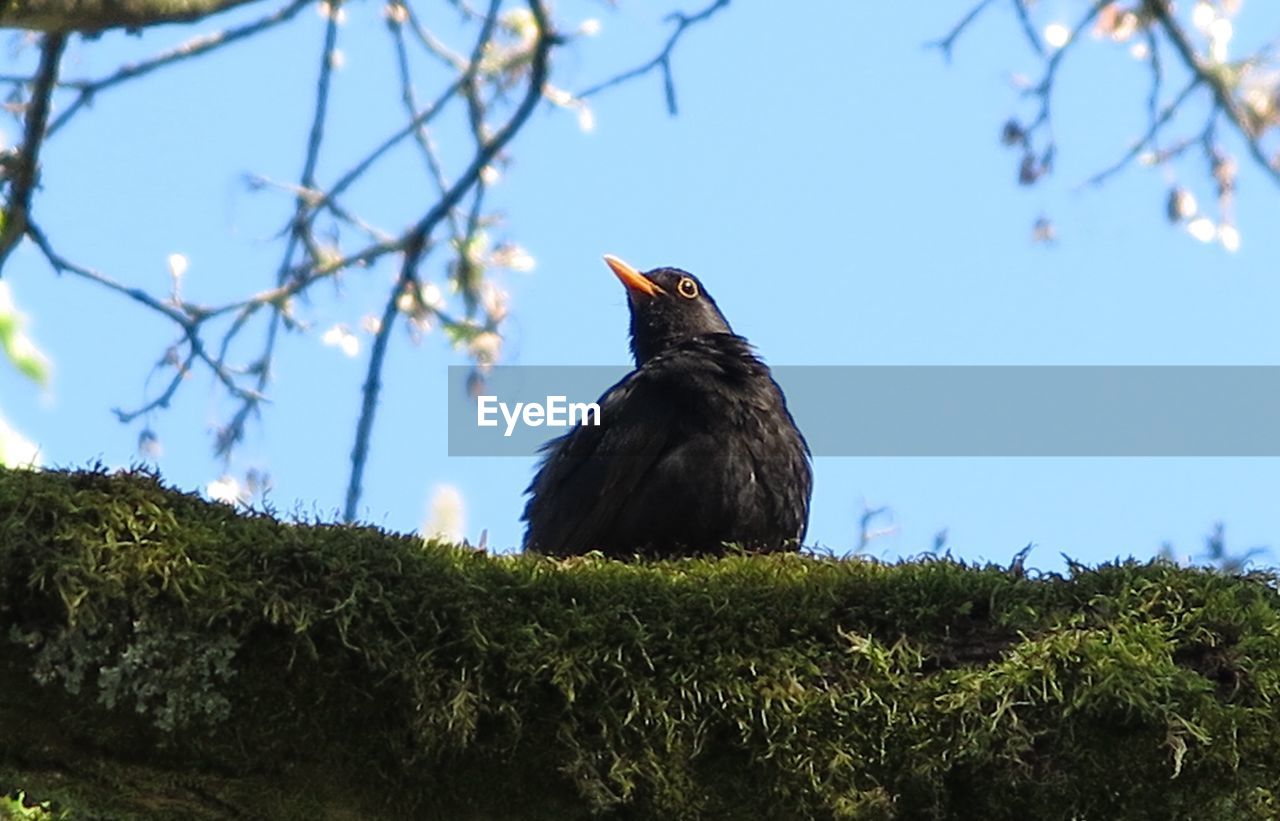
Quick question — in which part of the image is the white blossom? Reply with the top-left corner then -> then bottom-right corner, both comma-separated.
1187,217 -> 1217,243
322,324 -> 361,357
207,475 -> 245,505
422,484 -> 466,543
1044,23 -> 1071,49
1218,224 -> 1241,253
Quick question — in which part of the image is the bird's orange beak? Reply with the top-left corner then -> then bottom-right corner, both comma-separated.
604,254 -> 664,297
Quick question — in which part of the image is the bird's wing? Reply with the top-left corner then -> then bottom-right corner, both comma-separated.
521,369 -> 680,555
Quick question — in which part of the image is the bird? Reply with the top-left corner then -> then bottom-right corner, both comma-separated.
521,254 -> 811,559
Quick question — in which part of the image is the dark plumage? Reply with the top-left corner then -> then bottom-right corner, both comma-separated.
521,255 -> 811,558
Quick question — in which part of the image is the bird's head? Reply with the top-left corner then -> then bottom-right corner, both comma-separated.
604,254 -> 734,365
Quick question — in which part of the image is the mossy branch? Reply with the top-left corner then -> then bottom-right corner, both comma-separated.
0,0 -> 265,33
1,466 -> 1279,819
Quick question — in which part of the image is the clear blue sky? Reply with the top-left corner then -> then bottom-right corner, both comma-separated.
1,1 -> 1277,569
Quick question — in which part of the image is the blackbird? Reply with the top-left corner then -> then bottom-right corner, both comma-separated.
521,255 -> 811,558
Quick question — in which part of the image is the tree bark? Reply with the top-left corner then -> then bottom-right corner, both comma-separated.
3,467 -> 1279,820
0,0 -> 265,33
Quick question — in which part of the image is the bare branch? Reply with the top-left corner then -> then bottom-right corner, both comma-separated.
402,1 -> 468,72
27,222 -> 188,324
114,347 -> 197,423
0,0 -> 268,33
1145,0 -> 1280,189
27,221 -> 264,421
298,4 -> 341,193
1083,77 -> 1201,188
47,0 -> 310,137
342,273 -> 407,524
1009,0 -> 1044,58
578,0 -> 730,115
927,0 -> 997,62
342,0 -> 556,523
1023,3 -> 1108,135
0,0 -> 735,498
941,0 -> 1279,238
207,1 -> 344,459
0,32 -> 66,275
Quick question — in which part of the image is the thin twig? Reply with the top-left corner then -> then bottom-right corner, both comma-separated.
342,0 -> 556,523
1024,2 -> 1108,134
1146,0 -> 1280,189
213,0 -> 345,457
578,0 -> 729,114
404,2 -> 468,71
8,0 -> 732,489
926,0 -> 997,61
27,222 -> 187,324
47,0 -> 310,137
27,222 -> 264,421
305,70 -> 465,224
116,348 -> 198,423
1143,25 -> 1163,152
1010,0 -> 1044,58
1083,77 -> 1200,188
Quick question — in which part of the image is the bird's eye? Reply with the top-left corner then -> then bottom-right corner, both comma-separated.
676,277 -> 699,299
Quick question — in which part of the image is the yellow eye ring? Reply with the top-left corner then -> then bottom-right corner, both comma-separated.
677,277 -> 698,299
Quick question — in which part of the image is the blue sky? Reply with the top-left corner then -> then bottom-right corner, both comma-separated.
1,1 -> 1277,568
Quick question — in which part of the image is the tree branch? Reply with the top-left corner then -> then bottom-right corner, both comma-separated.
0,0 -> 729,488
46,0 -> 310,137
1083,77 -> 1201,188
0,32 -> 66,276
927,0 -> 997,62
0,0 -> 268,33
577,0 -> 730,115
341,0 -> 555,523
1145,0 -> 1280,189
940,0 -> 1280,239
341,273 -> 407,524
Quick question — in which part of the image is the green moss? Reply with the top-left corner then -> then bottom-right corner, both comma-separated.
1,466 -> 1278,819
0,792 -> 56,820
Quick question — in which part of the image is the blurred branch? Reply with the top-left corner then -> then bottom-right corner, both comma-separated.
202,1 -> 344,458
27,224 -> 185,324
1,0 -> 731,521
403,1 -> 468,71
1161,521 -> 1272,573
1010,0 -> 1045,57
1145,0 -> 1280,189
47,0 -> 310,136
25,222 -> 264,422
856,501 -> 896,553
344,275 -> 409,524
343,0 -> 553,523
0,32 -> 66,276
927,0 -> 996,61
578,0 -> 730,115
1084,76 -> 1200,187
940,0 -> 1280,240
0,0 -> 267,33
1023,3 -> 1105,135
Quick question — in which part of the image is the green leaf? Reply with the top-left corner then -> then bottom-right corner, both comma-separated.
0,284 -> 51,387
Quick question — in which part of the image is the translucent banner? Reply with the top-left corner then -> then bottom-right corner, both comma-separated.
447,365 -> 1280,457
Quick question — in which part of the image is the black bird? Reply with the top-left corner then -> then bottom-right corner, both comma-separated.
521,255 -> 811,558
